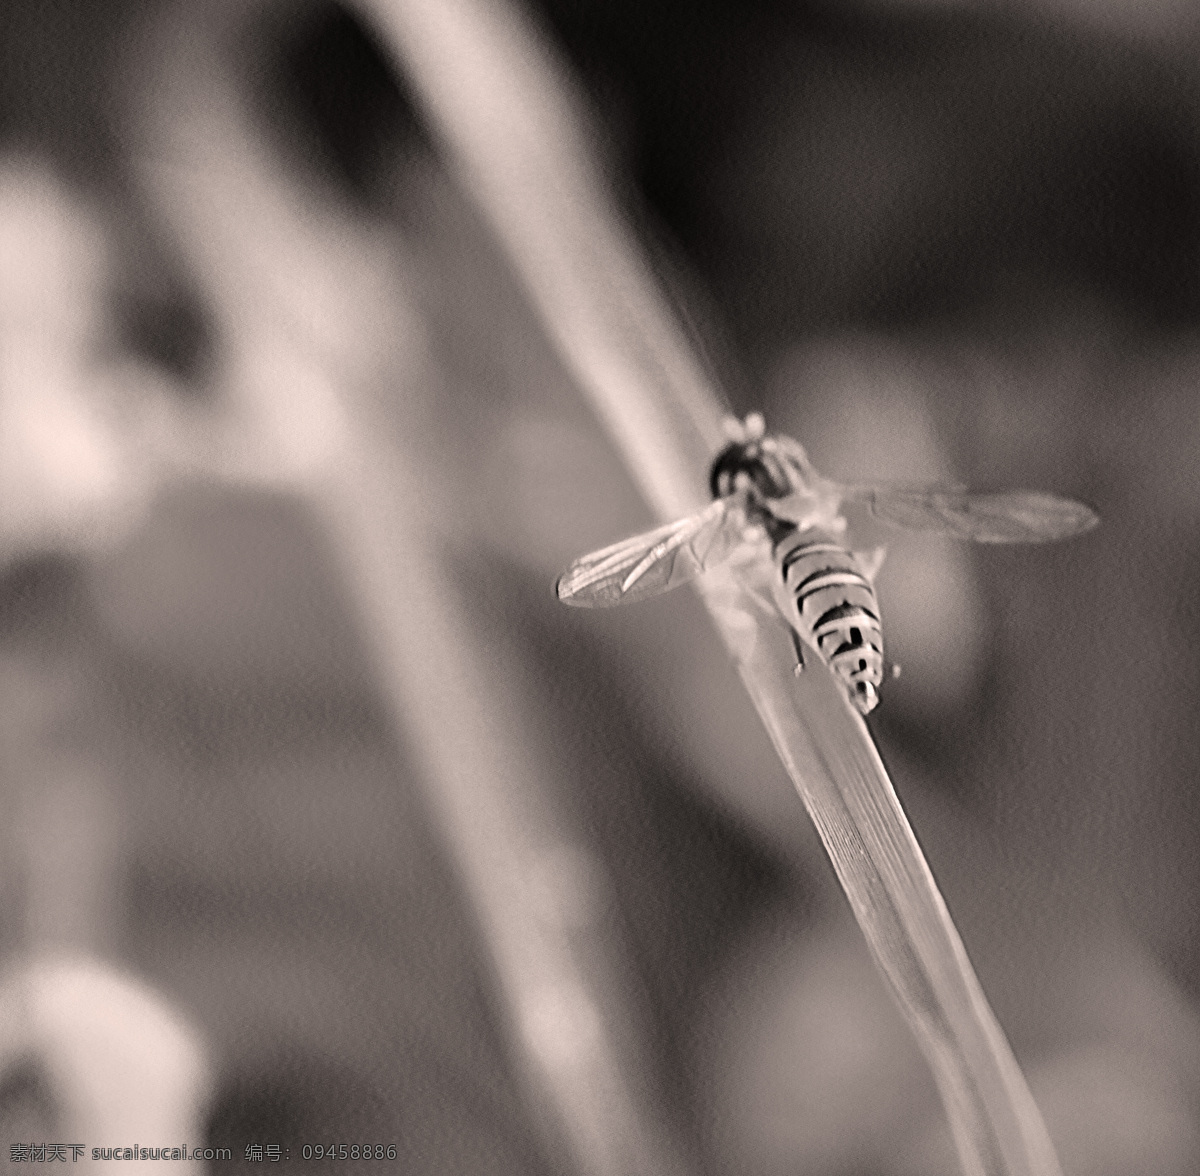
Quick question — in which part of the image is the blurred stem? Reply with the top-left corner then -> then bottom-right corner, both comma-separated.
132,5 -> 693,1173
0,648 -> 119,961
357,0 -> 1065,1173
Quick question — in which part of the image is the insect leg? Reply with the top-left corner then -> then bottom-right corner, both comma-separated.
791,629 -> 806,675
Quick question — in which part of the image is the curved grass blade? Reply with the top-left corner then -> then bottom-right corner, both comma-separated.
356,0 -> 1067,1172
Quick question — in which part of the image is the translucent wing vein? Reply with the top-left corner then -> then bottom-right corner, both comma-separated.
846,485 -> 1099,544
556,499 -> 745,607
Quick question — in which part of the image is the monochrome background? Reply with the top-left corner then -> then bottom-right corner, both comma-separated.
1,0 -> 1199,1172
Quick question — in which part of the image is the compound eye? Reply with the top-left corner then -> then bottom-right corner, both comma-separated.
710,441 -> 753,499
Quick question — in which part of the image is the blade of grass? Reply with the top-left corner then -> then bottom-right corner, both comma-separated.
355,0 -> 1066,1173
128,7 -> 695,1174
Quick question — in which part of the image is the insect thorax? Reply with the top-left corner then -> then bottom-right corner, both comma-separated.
774,529 -> 884,715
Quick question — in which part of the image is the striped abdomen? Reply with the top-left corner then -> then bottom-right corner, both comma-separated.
776,532 -> 884,714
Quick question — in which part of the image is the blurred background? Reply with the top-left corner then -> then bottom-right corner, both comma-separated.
2,0 -> 1200,1172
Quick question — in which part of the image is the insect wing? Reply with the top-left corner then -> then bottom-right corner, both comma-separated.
845,483 -> 1099,543
557,499 -> 745,607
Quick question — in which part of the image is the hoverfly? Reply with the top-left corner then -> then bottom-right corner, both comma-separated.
556,414 -> 1098,715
